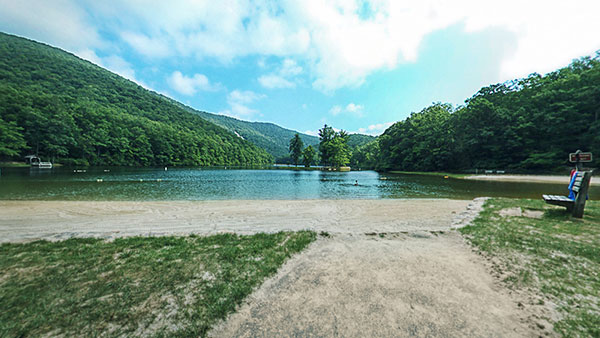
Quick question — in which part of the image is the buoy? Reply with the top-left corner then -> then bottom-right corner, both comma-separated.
444,175 -> 449,179
96,179 -> 103,182
165,167 -> 167,171
139,179 -> 143,182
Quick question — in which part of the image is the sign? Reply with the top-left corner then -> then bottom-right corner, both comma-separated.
569,152 -> 593,163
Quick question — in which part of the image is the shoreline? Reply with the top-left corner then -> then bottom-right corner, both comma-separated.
0,199 -> 471,243
463,174 -> 596,185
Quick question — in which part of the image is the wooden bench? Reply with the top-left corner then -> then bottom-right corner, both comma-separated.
543,171 -> 592,218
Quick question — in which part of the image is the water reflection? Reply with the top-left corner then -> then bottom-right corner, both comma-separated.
0,167 -> 596,201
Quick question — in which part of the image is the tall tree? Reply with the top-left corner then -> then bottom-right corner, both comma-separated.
288,133 -> 304,166
302,145 -> 316,167
318,124 -> 335,166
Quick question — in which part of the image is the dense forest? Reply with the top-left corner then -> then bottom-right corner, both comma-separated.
353,54 -> 600,172
0,32 -> 273,166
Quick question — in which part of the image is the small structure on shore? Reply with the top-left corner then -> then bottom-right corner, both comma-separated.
24,155 -> 52,169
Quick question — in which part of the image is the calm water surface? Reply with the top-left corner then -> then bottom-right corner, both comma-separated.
0,167 -> 596,200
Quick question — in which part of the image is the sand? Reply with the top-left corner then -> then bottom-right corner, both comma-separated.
464,174 -> 595,185
0,199 -> 470,243
0,199 -> 543,336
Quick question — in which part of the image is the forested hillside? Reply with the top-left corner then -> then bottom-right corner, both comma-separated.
354,54 -> 600,172
0,32 -> 272,166
178,103 -> 375,162
184,107 -> 319,162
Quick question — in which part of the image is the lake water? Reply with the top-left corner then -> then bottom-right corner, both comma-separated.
0,167 -> 596,200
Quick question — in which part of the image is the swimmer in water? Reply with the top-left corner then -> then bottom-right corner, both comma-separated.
354,180 -> 358,186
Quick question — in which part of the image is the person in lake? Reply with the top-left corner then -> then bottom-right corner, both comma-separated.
354,180 -> 358,186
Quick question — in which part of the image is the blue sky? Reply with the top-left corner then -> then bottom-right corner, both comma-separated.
2,1 -> 599,136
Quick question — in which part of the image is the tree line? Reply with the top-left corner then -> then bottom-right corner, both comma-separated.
352,53 -> 600,172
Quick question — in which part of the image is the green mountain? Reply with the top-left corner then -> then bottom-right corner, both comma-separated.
0,32 -> 272,166
175,102 -> 375,162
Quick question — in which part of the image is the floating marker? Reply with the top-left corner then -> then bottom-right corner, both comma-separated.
96,179 -> 103,182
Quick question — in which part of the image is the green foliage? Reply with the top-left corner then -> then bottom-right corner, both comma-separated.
288,133 -> 304,166
0,32 -> 272,166
302,145 -> 316,167
0,119 -> 26,157
367,54 -> 600,172
318,125 -> 351,167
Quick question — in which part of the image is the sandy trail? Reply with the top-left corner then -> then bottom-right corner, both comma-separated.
210,232 -> 535,337
0,199 -> 469,243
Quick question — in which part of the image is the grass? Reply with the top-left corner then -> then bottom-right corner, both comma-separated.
388,171 -> 469,178
0,231 -> 316,337
460,198 -> 600,337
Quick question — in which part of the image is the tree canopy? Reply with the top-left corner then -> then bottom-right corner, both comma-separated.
353,53 -> 600,172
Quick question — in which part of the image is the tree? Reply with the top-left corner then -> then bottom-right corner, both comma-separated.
317,124 -> 350,167
302,145 -> 316,167
288,133 -> 304,166
0,119 -> 26,158
318,124 -> 335,166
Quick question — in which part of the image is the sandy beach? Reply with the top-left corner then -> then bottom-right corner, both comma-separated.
464,174 -> 595,185
0,199 -> 471,243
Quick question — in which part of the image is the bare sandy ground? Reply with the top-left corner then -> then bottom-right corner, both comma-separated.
0,199 -> 470,243
465,174 -> 595,185
1,198 -> 542,336
210,233 -> 537,337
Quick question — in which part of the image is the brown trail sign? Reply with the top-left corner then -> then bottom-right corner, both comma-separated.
569,151 -> 593,163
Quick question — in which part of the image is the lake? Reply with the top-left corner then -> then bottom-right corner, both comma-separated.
0,167 -> 596,200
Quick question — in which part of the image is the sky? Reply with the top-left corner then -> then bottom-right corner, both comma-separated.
1,1 -> 600,136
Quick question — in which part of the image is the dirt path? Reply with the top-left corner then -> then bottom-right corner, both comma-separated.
0,199 -> 469,243
210,232 -> 535,337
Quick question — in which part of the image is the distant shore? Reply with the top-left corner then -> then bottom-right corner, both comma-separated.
463,174 -> 596,185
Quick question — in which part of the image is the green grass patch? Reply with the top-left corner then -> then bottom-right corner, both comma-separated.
0,231 -> 316,337
460,198 -> 600,337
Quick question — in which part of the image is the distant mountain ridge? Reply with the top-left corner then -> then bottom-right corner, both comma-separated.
171,99 -> 375,162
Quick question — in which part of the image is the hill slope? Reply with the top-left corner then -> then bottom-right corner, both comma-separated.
176,103 -> 375,162
0,32 -> 272,166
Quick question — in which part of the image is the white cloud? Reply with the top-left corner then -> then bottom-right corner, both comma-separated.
121,32 -> 171,58
258,58 -> 303,89
0,0 -> 102,51
4,0 -> 600,92
219,90 -> 266,119
329,105 -> 342,116
167,71 -> 218,96
258,75 -> 295,89
357,122 -> 394,136
330,103 -> 364,117
303,129 -> 319,137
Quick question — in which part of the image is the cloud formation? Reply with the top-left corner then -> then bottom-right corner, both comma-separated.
258,58 -> 303,89
220,90 -> 266,119
2,0 -> 600,92
167,71 -> 218,96
357,122 -> 394,136
330,103 -> 364,117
